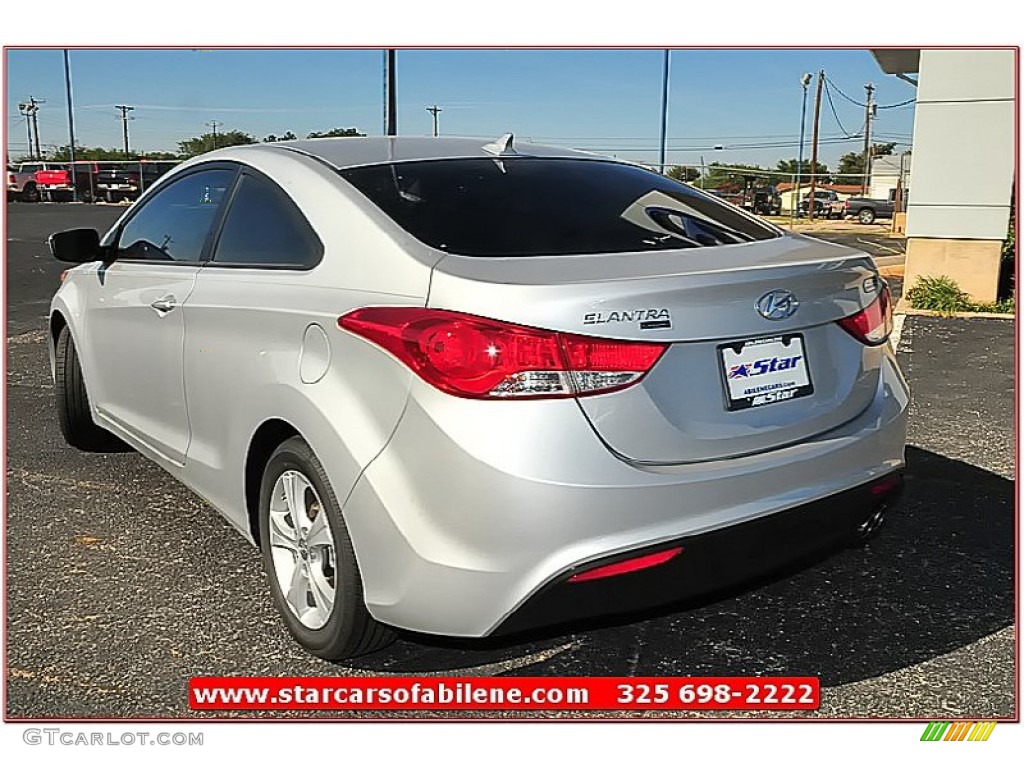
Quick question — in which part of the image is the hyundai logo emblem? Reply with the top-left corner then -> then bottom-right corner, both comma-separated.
756,290 -> 799,321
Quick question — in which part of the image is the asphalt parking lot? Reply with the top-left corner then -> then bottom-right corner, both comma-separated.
4,202 -> 1015,719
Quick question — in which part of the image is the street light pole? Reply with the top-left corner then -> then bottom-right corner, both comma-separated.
795,73 -> 812,219
19,103 -> 34,159
658,49 -> 670,174
64,50 -> 78,202
385,49 -> 397,137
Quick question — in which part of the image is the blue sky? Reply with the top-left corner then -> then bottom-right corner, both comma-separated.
6,48 -> 917,172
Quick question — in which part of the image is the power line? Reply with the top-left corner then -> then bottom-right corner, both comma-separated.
825,76 -> 867,108
574,136 -> 868,153
531,131 -> 858,142
877,97 -> 917,110
822,79 -> 858,138
825,74 -> 915,110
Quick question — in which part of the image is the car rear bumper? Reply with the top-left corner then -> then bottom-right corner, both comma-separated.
343,350 -> 909,638
494,471 -> 902,635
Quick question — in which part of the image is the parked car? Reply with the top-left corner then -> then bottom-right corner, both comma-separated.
7,161 -> 63,202
798,190 -> 843,218
48,137 -> 908,659
843,196 -> 896,224
751,186 -> 782,216
95,160 -> 179,201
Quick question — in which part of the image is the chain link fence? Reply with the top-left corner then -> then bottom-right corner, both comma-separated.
11,159 -> 183,204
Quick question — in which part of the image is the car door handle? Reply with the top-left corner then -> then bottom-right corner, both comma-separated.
150,295 -> 178,314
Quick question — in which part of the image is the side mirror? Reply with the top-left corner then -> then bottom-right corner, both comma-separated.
48,228 -> 104,263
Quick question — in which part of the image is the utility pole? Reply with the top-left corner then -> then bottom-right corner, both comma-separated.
115,105 -> 135,159
861,82 -> 875,195
807,71 -> 824,220
206,120 -> 222,149
426,104 -> 442,137
795,73 -> 812,220
385,49 -> 397,136
24,96 -> 46,159
31,97 -> 45,159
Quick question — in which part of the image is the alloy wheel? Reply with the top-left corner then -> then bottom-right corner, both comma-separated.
267,470 -> 337,629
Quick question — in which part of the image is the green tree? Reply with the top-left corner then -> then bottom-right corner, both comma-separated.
49,145 -> 146,161
701,162 -> 769,191
177,130 -> 256,157
306,127 -> 366,139
666,165 -> 700,183
835,142 -> 897,184
775,158 -> 830,179
263,131 -> 297,142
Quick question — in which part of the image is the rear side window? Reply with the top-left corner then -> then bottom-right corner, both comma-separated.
340,158 -> 779,257
211,173 -> 322,268
116,168 -> 234,262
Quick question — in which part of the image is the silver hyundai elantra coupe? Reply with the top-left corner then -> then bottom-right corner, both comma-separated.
48,136 -> 908,659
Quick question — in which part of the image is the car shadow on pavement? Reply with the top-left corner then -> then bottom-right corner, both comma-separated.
346,446 -> 1013,684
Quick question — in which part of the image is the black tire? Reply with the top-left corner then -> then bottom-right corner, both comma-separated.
857,208 -> 876,225
259,436 -> 396,660
54,326 -> 127,451
21,183 -> 40,203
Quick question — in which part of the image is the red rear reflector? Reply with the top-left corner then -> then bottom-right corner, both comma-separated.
339,307 -> 667,400
568,546 -> 684,583
837,284 -> 892,345
870,476 -> 901,496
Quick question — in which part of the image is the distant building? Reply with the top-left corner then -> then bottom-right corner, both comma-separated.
868,153 -> 912,203
873,49 -> 1013,303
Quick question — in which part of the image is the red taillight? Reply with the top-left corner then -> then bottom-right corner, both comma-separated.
837,284 -> 892,345
568,546 -> 684,583
339,307 -> 668,400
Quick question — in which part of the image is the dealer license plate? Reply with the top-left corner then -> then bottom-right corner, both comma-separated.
719,335 -> 813,411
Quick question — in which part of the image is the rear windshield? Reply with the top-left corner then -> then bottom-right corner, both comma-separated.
340,158 -> 780,257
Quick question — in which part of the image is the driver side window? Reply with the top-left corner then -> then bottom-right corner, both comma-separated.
116,168 -> 235,263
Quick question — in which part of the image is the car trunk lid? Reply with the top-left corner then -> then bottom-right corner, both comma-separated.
427,234 -> 884,464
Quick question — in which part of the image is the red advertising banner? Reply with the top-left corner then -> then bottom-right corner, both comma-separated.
190,676 -> 820,711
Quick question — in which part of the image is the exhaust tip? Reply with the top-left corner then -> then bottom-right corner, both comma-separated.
855,504 -> 888,542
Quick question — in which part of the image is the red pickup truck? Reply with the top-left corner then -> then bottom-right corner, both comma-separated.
35,163 -> 101,202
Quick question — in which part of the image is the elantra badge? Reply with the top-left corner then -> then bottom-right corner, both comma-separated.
755,290 -> 799,321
